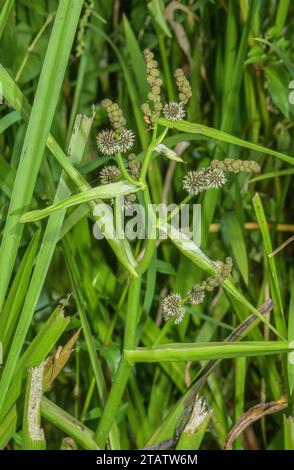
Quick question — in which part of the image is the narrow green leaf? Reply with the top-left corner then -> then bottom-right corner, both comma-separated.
148,0 -> 172,37
20,181 -> 142,223
158,118 -> 294,166
249,169 -> 294,183
0,111 -> 21,134
0,230 -> 40,349
0,0 -> 15,40
252,193 -> 287,337
0,65 -> 138,276
0,154 -> 15,197
41,397 -> 99,450
0,0 -> 84,313
0,306 -> 70,421
122,15 -> 149,100
125,341 -> 293,363
222,212 -> 249,285
161,223 -> 283,338
288,282 -> 294,395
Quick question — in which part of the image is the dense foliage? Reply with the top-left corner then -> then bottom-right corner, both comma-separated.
0,0 -> 294,450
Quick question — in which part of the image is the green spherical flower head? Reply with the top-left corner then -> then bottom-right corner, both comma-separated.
183,170 -> 207,195
118,129 -> 135,153
96,129 -> 119,156
161,293 -> 185,324
163,102 -> 185,121
99,165 -> 121,185
204,168 -> 226,189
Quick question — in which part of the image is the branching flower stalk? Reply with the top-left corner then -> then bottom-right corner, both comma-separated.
93,48 -> 268,448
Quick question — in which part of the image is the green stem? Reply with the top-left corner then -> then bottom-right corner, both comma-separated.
116,153 -> 141,186
41,397 -> 99,450
274,0 -> 290,36
15,13 -> 55,83
140,125 -> 158,181
95,358 -> 132,449
157,31 -> 175,101
95,275 -> 142,448
0,0 -> 15,41
137,186 -> 157,275
154,127 -> 169,147
124,277 -> 142,349
152,318 -> 173,347
166,194 -> 193,223
63,238 -> 120,449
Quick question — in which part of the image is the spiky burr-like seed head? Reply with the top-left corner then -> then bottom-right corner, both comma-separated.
163,102 -> 185,121
118,129 -> 135,153
99,165 -> 121,185
204,168 -> 226,189
161,293 -> 185,324
183,170 -> 207,195
96,129 -> 119,156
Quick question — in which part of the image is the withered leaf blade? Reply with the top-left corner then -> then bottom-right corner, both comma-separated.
224,398 -> 288,450
43,328 -> 82,390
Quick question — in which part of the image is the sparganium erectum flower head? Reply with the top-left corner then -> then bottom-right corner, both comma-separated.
141,51 -> 192,126
161,293 -> 185,324
182,169 -> 208,195
99,165 -> 121,185
118,129 -> 135,153
96,129 -> 119,156
204,168 -> 226,189
163,102 -> 185,121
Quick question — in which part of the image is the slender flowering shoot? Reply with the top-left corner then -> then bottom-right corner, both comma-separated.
141,50 -> 192,125
162,258 -> 233,324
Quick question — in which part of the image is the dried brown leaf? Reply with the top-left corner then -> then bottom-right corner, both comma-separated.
43,328 -> 82,389
224,398 -> 288,450
165,1 -> 196,66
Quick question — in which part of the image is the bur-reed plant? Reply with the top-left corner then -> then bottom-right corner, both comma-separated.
0,0 -> 294,452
